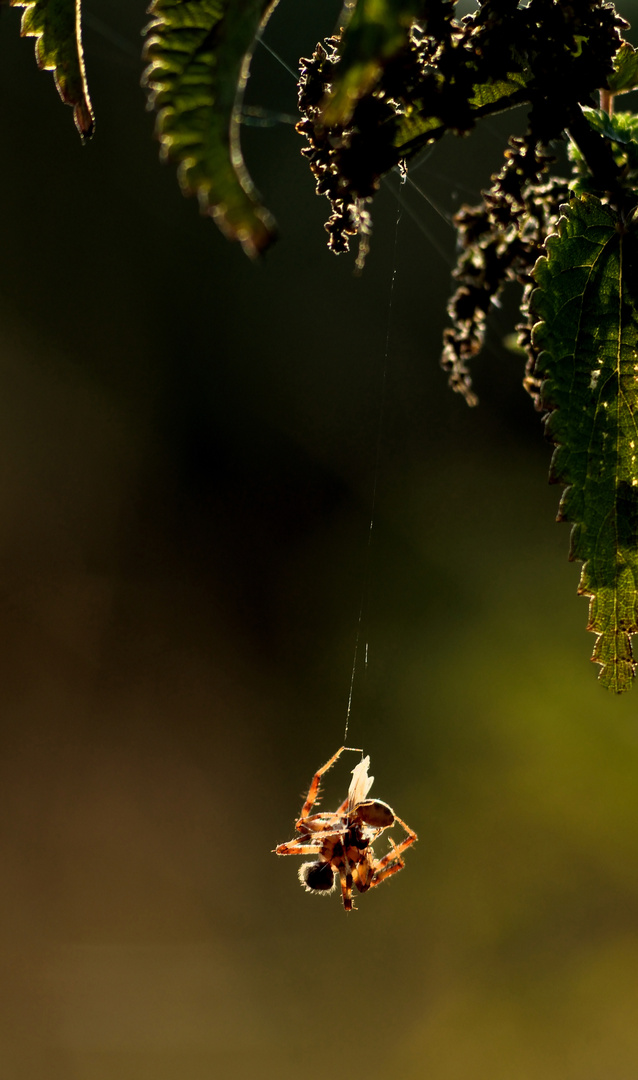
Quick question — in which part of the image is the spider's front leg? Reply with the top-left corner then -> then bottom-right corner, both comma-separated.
298,746 -> 362,820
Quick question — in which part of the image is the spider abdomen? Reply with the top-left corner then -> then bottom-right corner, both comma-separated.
298,859 -> 337,894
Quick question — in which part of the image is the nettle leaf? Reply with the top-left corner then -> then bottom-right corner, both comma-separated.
142,0 -> 278,258
607,41 -> 638,96
579,106 -> 638,146
568,109 -> 638,213
10,0 -> 94,139
393,81 -> 528,158
531,195 -> 638,692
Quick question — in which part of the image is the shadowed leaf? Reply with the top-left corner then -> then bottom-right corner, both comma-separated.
10,0 -> 94,139
531,195 -> 638,692
394,67 -> 530,156
568,109 -> 638,201
142,0 -> 278,258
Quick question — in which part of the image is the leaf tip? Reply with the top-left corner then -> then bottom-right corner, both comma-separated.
74,100 -> 95,142
209,202 -> 278,259
590,627 -> 636,692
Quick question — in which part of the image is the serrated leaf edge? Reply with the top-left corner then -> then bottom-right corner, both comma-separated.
11,0 -> 94,139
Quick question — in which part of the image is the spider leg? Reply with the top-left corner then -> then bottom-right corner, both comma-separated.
338,863 -> 355,913
298,746 -> 363,819
299,747 -> 346,818
379,815 -> 418,864
368,856 -> 406,889
294,812 -> 343,836
274,840 -> 324,856
352,850 -> 376,893
359,816 -> 417,891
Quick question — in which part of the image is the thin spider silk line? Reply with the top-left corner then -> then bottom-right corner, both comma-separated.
244,35 -> 518,735
82,10 -> 523,724
241,105 -> 298,127
344,196 -> 403,744
406,175 -> 455,226
83,12 -> 142,65
391,176 -> 456,269
254,34 -> 299,79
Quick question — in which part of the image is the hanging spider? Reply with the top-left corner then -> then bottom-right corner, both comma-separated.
274,746 -> 417,912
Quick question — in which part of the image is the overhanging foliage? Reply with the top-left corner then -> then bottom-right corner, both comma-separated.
4,0 -> 638,690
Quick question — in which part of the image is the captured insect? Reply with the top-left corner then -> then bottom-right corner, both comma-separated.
274,746 -> 417,912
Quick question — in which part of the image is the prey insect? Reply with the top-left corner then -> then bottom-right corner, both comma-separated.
274,746 -> 417,912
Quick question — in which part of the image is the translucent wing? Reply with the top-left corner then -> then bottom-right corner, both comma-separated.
348,755 -> 374,813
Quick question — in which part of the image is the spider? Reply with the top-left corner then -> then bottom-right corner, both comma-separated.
274,746 -> 417,912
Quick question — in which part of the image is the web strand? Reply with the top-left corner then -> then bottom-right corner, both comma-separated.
255,35 -> 299,79
344,191 -> 403,743
84,13 -> 509,724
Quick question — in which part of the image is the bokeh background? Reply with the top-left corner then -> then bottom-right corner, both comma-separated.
1,1 -> 638,1077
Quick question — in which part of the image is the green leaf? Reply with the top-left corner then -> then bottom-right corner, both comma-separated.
10,0 -> 94,139
580,105 -> 638,146
467,68 -> 530,110
394,68 -> 530,155
569,108 -> 638,196
607,41 -> 638,96
142,0 -> 278,258
531,195 -> 638,692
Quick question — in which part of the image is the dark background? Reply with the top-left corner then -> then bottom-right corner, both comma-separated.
1,2 -> 638,1077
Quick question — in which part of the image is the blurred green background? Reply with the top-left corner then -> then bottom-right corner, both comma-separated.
2,2 -> 638,1077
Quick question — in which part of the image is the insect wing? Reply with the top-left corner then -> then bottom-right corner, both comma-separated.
348,755 -> 374,814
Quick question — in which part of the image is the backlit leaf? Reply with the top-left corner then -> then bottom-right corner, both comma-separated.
531,195 -> 638,692
569,108 -> 638,197
142,0 -> 278,258
607,41 -> 638,96
10,0 -> 94,138
394,67 -> 530,155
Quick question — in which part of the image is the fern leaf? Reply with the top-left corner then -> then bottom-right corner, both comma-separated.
11,0 -> 94,139
531,194 -> 638,692
142,0 -> 277,258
